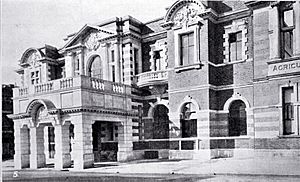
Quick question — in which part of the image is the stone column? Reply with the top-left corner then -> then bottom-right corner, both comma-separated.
14,123 -> 30,169
44,126 -> 49,163
101,43 -> 109,80
114,41 -> 121,83
30,126 -> 46,169
73,115 -> 94,170
65,53 -> 74,77
269,5 -> 281,60
54,123 -> 71,169
294,2 -> 300,56
117,119 -> 133,161
78,50 -> 85,75
123,43 -> 132,85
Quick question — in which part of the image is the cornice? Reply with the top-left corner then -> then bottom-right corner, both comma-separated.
60,106 -> 138,116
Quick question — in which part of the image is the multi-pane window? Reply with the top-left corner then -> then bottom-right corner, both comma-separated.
282,87 -> 294,135
181,102 -> 197,138
180,32 -> 194,66
153,50 -> 164,71
89,56 -> 102,79
31,70 -> 39,85
280,3 -> 294,58
228,100 -> 247,136
229,31 -> 242,62
48,126 -> 55,158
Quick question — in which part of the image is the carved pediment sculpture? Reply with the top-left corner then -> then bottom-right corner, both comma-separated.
173,5 -> 201,27
85,32 -> 102,51
28,51 -> 41,67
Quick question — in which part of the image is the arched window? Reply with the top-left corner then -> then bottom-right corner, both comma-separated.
228,100 -> 247,136
180,102 -> 197,138
88,56 -> 102,79
153,105 -> 169,139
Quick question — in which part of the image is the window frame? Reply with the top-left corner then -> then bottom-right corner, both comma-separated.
229,31 -> 243,62
279,4 -> 295,59
174,25 -> 201,72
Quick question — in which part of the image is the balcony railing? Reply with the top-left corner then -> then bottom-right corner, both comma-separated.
14,75 -> 130,97
135,70 -> 168,87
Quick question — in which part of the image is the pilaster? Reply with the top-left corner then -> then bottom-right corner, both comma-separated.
72,115 -> 94,169
54,123 -> 71,169
293,2 -> 300,56
65,53 -> 74,77
123,43 -> 132,85
14,123 -> 30,169
269,5 -> 281,60
30,126 -> 46,169
117,119 -> 133,161
114,41 -> 121,83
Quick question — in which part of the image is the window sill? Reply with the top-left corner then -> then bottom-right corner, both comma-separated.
278,135 -> 300,139
267,55 -> 300,65
175,63 -> 203,73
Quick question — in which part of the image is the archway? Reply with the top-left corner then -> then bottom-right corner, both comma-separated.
88,55 -> 102,79
180,102 -> 197,138
228,100 -> 247,136
153,105 -> 169,139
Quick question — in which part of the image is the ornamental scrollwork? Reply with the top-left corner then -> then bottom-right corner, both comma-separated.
85,32 -> 102,51
173,5 -> 200,27
28,51 -> 41,67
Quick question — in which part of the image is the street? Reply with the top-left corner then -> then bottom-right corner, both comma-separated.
2,170 -> 300,182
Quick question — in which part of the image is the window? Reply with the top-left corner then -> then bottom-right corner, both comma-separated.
180,102 -> 197,138
153,50 -> 164,71
48,126 -> 55,158
280,3 -> 294,58
228,100 -> 247,136
111,50 -> 115,62
112,65 -> 115,82
229,32 -> 242,62
30,70 -> 39,85
282,87 -> 294,135
74,57 -> 80,76
134,48 -> 139,75
180,32 -> 194,66
89,56 -> 102,79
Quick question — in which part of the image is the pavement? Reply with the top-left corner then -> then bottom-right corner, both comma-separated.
2,157 -> 300,177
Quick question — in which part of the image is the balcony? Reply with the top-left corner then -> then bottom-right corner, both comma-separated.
14,75 -> 130,98
135,70 -> 168,87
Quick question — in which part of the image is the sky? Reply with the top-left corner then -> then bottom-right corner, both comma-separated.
1,0 -> 175,85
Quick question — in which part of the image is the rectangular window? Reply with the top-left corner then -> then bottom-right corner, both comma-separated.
154,50 -> 164,71
180,32 -> 194,66
280,6 -> 294,58
48,127 -> 55,158
111,50 -> 115,62
229,31 -> 242,62
31,70 -> 39,85
134,48 -> 139,75
181,119 -> 197,138
112,65 -> 115,82
282,87 -> 294,135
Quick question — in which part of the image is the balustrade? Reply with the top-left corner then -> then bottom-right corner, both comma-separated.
136,70 -> 168,87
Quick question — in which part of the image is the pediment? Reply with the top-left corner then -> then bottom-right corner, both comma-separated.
164,0 -> 207,27
62,24 -> 115,51
19,48 -> 43,67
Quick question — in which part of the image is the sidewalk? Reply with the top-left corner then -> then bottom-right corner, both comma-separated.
3,157 -> 300,176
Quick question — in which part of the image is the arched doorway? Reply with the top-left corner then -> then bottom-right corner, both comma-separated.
228,100 -> 247,136
88,56 -> 102,79
153,105 -> 169,139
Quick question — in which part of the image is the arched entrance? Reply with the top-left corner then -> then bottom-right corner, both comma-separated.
88,56 -> 102,79
153,105 -> 169,139
228,100 -> 247,136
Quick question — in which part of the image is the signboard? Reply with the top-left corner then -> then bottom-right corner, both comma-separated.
268,59 -> 300,76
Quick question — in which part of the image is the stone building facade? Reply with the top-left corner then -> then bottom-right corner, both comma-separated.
2,84 -> 15,160
9,0 -> 300,170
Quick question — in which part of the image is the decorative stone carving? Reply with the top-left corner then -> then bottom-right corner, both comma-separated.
28,51 -> 41,67
85,32 -> 101,51
173,5 -> 202,27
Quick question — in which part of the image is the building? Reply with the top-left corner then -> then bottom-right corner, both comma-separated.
2,84 -> 15,160
8,0 -> 300,170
